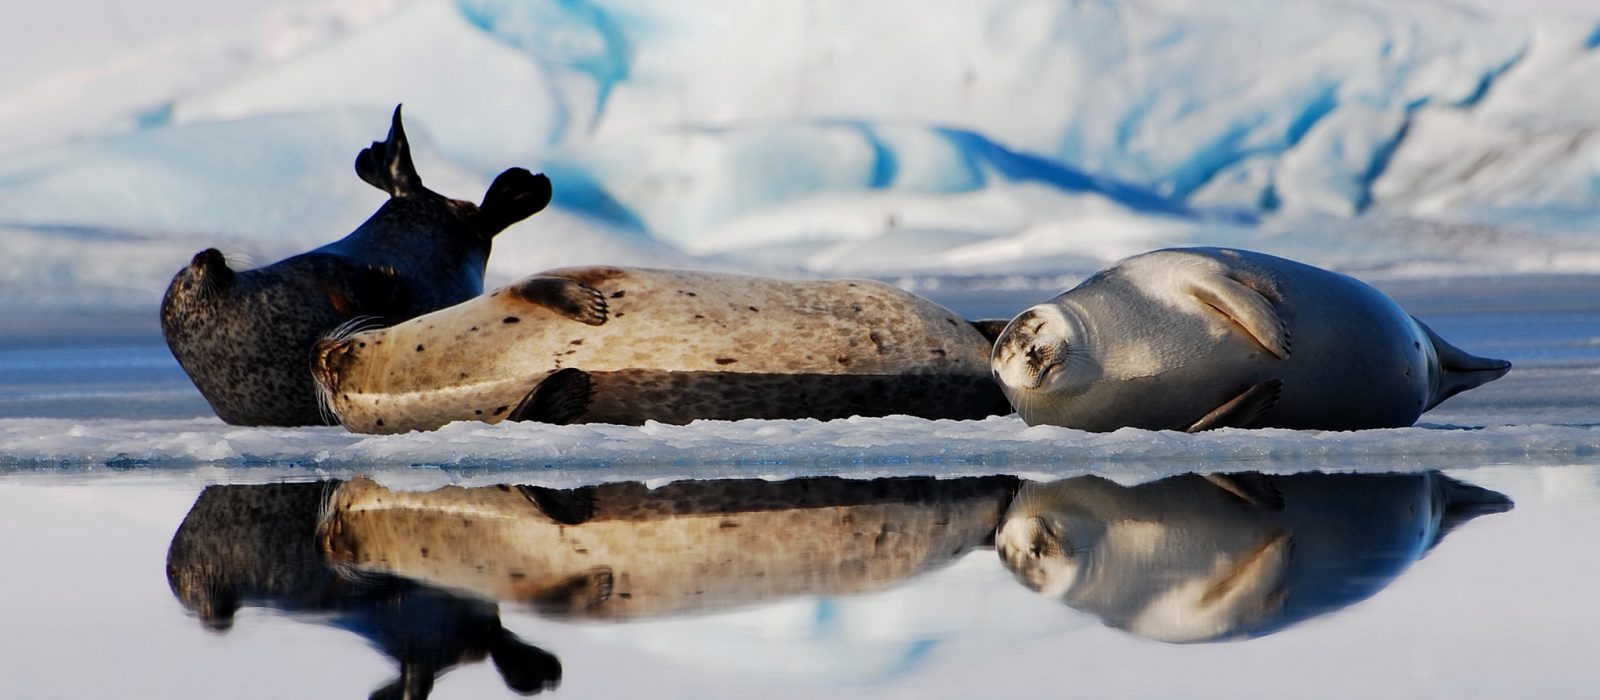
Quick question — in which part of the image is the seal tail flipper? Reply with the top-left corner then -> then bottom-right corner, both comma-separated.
1415,318 -> 1512,411
354,104 -> 424,197
471,168 -> 553,238
511,276 -> 609,325
507,368 -> 594,425
1186,379 -> 1283,432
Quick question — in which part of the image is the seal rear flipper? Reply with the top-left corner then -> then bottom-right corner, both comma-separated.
507,368 -> 594,425
1186,379 -> 1283,432
511,276 -> 609,325
471,169 -> 553,237
355,104 -> 424,198
529,567 -> 614,615
1186,276 -> 1292,359
1203,473 -> 1285,511
1415,317 -> 1512,411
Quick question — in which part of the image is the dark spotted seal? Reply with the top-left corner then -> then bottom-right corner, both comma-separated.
311,267 -> 1012,433
160,105 -> 552,426
992,247 -> 1511,431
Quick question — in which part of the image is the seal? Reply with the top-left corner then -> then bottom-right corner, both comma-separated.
166,481 -> 561,696
991,247 -> 1512,431
317,475 -> 1017,619
159,105 -> 553,426
995,471 -> 1511,642
310,267 -> 1012,433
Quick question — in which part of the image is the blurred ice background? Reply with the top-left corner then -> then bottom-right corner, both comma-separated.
3,0 -> 1600,316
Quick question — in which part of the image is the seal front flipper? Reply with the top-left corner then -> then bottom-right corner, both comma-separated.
511,276 -> 609,325
529,567 -> 614,615
1186,275 -> 1291,359
1414,317 -> 1512,410
507,368 -> 595,425
1186,379 -> 1283,432
470,168 -> 553,237
354,104 -> 423,197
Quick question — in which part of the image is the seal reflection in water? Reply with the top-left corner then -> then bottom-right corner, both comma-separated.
311,267 -> 1013,433
166,482 -> 561,699
992,247 -> 1512,431
160,105 -> 553,426
317,475 -> 1017,618
995,471 -> 1511,642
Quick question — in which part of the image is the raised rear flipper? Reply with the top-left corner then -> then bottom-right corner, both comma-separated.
471,168 -> 553,237
1186,379 -> 1283,432
511,277 -> 609,325
354,104 -> 423,197
1416,318 -> 1512,411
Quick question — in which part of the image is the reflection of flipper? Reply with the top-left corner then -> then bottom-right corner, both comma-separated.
507,369 -> 594,425
369,663 -> 434,700
1200,531 -> 1292,612
1430,473 -> 1514,550
1204,473 -> 1285,511
511,277 -> 609,325
517,484 -> 597,526
969,319 -> 1011,345
529,567 -> 614,615
1186,380 -> 1283,432
490,629 -> 562,695
1415,318 -> 1512,410
1188,275 -> 1291,359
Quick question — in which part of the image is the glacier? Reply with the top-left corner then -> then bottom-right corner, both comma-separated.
3,0 -> 1600,316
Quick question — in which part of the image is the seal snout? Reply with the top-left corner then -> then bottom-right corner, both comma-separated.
311,337 -> 358,393
993,307 -> 1072,391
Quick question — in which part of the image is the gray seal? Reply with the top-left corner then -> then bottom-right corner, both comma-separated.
992,247 -> 1511,431
311,266 -> 1012,433
159,105 -> 552,426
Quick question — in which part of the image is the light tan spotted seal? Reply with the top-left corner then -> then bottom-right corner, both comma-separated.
311,267 -> 1011,432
